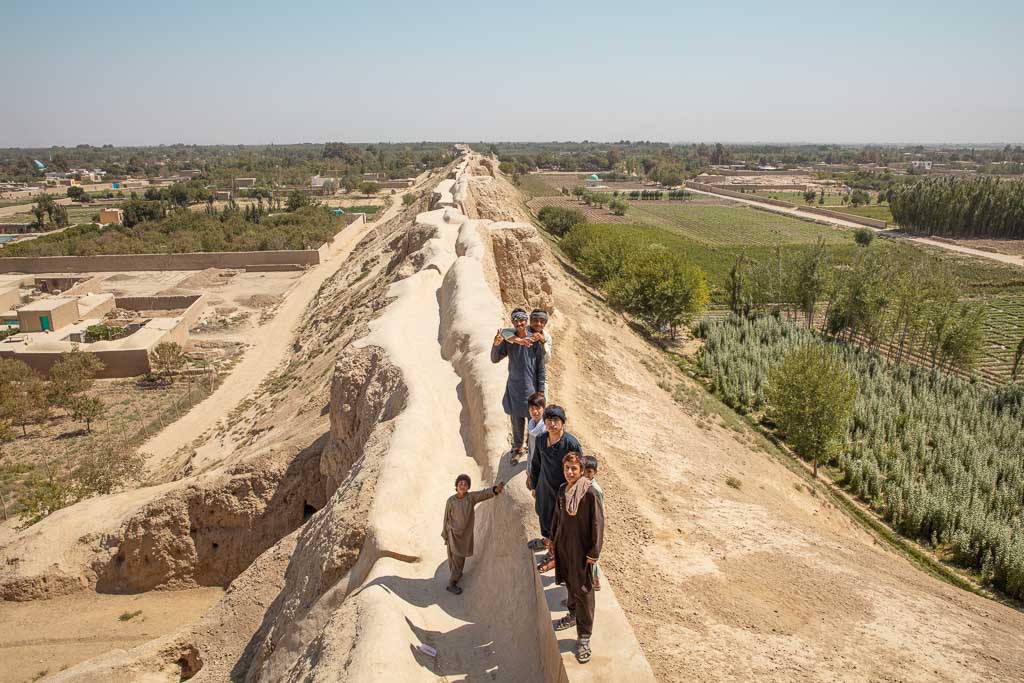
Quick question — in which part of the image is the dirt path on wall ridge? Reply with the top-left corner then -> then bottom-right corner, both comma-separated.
139,179 -> 425,478
482,154 -> 1024,682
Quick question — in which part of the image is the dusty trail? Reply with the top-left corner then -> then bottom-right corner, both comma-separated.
140,187 -> 415,475
686,186 -> 1024,268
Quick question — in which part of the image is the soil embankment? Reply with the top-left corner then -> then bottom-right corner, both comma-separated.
473,155 -> 1024,682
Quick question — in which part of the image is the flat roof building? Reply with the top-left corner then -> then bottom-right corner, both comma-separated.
99,208 -> 124,226
17,297 -> 80,333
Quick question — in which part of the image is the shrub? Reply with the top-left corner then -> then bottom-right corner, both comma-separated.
537,205 -> 585,237
606,247 -> 709,337
853,228 -> 875,247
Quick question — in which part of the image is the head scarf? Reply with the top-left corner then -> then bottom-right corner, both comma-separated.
511,308 -> 528,323
530,309 -> 549,322
565,475 -> 592,516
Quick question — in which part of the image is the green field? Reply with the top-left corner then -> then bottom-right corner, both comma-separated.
518,173 -> 562,198
342,204 -> 380,214
752,190 -> 894,223
569,222 -> 863,303
976,295 -> 1024,380
626,203 -> 849,247
1,205 -> 99,228
755,191 -> 846,206
567,201 -> 1024,304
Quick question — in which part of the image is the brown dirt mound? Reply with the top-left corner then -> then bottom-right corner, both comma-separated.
236,294 -> 281,308
174,268 -> 237,290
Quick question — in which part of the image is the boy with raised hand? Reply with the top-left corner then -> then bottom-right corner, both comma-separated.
442,474 -> 505,595
491,308 -> 546,464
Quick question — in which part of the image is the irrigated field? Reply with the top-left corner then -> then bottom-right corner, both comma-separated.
751,190 -> 894,223
977,295 -> 1024,380
518,173 -> 564,197
527,196 -> 631,223
754,190 -> 848,206
626,202 -> 850,246
830,204 -> 894,222
530,189 -> 1024,383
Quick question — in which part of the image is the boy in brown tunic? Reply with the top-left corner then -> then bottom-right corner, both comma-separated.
551,452 -> 604,663
441,474 -> 505,595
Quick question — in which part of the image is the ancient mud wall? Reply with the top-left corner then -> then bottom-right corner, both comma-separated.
687,181 -> 889,228
797,204 -> 888,228
686,181 -> 796,208
23,158 -> 652,682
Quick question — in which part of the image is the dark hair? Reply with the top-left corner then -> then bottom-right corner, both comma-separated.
527,392 -> 546,408
562,451 -> 583,467
543,404 -> 566,423
455,474 -> 471,488
581,454 -> 598,472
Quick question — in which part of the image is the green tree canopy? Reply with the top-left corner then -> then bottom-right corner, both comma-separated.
766,344 -> 858,476
606,247 -> 710,337
537,205 -> 585,237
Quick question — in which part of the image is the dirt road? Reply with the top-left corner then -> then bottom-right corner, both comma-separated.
686,186 -> 1024,268
139,185 -> 418,474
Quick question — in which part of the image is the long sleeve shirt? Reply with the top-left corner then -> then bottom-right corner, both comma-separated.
490,335 -> 546,418
441,487 -> 499,558
529,431 -> 582,538
551,484 -> 605,592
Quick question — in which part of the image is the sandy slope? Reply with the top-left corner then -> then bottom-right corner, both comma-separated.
475,172 -> 1024,681
140,181 -> 421,477
0,587 -> 222,682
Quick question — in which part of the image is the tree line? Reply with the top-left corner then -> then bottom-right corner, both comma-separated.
726,239 -> 988,375
1,204 -> 343,257
889,176 -> 1024,238
537,206 -> 711,334
696,314 -> 1024,599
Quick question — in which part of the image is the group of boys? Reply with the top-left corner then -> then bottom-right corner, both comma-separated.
441,307 -> 606,664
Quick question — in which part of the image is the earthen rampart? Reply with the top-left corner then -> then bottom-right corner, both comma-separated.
796,205 -> 888,228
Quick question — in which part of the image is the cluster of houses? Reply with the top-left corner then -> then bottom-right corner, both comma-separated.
0,275 -> 205,378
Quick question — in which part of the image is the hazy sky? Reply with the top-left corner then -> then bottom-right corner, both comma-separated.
2,0 -> 1021,146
